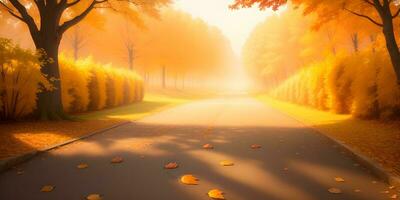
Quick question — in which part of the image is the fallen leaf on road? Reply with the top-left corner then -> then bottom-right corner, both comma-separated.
283,167 -> 289,171
381,190 -> 390,194
334,177 -> 345,182
208,189 -> 225,199
77,163 -> 89,169
41,185 -> 54,192
111,156 -> 123,164
16,170 -> 24,175
251,144 -> 262,149
389,186 -> 396,190
390,194 -> 398,199
164,162 -> 179,169
220,160 -> 234,166
328,188 -> 342,194
354,189 -> 361,193
203,144 -> 214,149
86,194 -> 102,200
180,175 -> 199,185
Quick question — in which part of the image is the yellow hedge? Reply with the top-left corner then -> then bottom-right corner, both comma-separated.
271,50 -> 400,119
0,39 -> 144,120
0,39 -> 52,120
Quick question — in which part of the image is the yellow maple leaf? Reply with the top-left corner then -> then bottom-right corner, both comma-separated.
180,174 -> 199,185
334,177 -> 345,182
86,194 -> 102,200
220,160 -> 234,166
208,189 -> 225,199
328,187 -> 342,194
41,185 -> 54,192
77,163 -> 89,169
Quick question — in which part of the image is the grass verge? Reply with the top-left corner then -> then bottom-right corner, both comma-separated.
257,95 -> 400,175
0,92 -> 192,159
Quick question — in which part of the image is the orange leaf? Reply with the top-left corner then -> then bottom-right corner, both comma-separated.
220,160 -> 234,166
164,162 -> 179,169
111,156 -> 123,164
203,144 -> 214,149
180,174 -> 199,185
77,163 -> 89,169
251,144 -> 262,149
208,189 -> 225,199
41,185 -> 54,192
328,187 -> 342,194
86,194 -> 102,200
334,177 -> 345,182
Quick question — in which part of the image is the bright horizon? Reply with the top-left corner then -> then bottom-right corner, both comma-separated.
173,0 -> 274,56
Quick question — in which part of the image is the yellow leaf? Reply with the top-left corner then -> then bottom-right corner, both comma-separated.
251,144 -> 262,149
164,162 -> 179,169
220,160 -> 234,166
208,189 -> 225,199
77,163 -> 89,169
86,194 -> 102,200
111,156 -> 123,164
390,194 -> 398,199
180,174 -> 199,185
328,187 -> 342,194
203,144 -> 214,149
389,186 -> 396,190
41,185 -> 54,192
334,177 -> 345,182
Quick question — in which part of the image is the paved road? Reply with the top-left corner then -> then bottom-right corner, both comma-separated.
0,97 -> 392,200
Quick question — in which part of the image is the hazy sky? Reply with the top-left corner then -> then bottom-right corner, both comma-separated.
173,0 -> 274,56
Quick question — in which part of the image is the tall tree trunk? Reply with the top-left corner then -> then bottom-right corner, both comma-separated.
35,15 -> 66,120
381,14 -> 400,85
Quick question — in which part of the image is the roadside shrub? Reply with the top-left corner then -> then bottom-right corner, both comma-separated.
0,38 -> 144,120
270,50 -> 400,119
0,38 -> 51,120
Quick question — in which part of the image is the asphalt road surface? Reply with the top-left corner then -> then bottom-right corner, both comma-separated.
0,97 -> 392,200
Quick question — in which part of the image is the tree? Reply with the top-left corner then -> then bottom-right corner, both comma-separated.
0,0 -> 170,120
231,0 -> 400,84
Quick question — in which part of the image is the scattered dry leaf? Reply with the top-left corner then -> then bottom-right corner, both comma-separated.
164,162 -> 179,169
86,194 -> 102,200
372,181 -> 377,184
180,175 -> 199,185
381,190 -> 390,194
283,167 -> 289,171
354,189 -> 361,193
220,160 -> 234,166
389,186 -> 396,190
328,187 -> 342,194
334,177 -> 345,182
41,185 -> 54,192
77,163 -> 89,169
203,144 -> 214,149
390,194 -> 398,199
111,156 -> 123,164
251,144 -> 262,149
16,170 -> 24,175
208,189 -> 225,199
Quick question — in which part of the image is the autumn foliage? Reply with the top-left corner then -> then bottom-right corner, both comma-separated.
244,7 -> 400,119
0,38 -> 144,120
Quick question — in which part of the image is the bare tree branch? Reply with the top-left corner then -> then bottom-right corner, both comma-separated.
343,7 -> 383,27
58,0 -> 107,34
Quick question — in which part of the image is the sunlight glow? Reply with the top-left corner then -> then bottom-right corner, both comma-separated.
173,0 -> 273,55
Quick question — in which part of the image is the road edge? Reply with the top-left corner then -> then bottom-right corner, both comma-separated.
256,97 -> 400,187
0,121 -> 130,173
